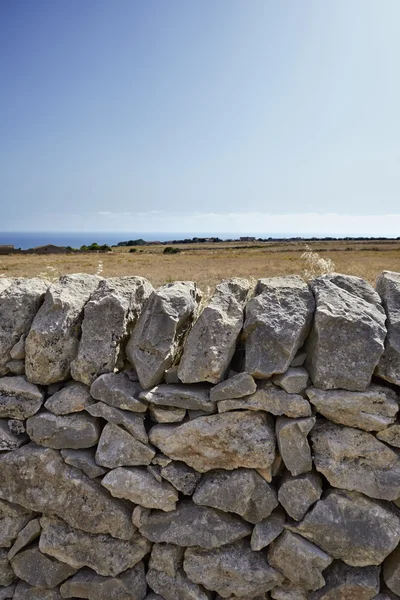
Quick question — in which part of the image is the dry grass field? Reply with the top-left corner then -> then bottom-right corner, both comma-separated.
1,239 -> 400,291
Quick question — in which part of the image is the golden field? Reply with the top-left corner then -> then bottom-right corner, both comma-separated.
1,240 -> 400,291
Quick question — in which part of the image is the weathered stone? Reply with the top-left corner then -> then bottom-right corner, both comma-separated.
132,505 -> 151,529
377,421 -> 400,447
95,423 -> 155,468
146,567 -> 212,600
8,418 -> 25,435
102,467 -> 178,511
270,580 -> 308,600
11,545 -> 77,588
0,582 -> 16,600
0,498 -> 36,548
0,278 -> 14,296
13,581 -> 62,600
0,444 -> 134,539
6,359 -> 25,375
210,372 -> 257,402
276,416 -> 315,476
149,543 -> 184,577
0,376 -> 44,419
71,276 -> 153,385
149,411 -> 276,472
0,419 -> 27,450
39,515 -> 151,577
218,381 -> 311,418
0,549 -> 15,586
251,510 -> 285,551
272,368 -> 309,394
243,276 -> 315,378
178,279 -> 251,384
383,544 -> 400,596
184,539 -> 284,598
267,531 -> 332,591
309,561 -> 380,600
140,500 -> 252,548
10,334 -> 26,360
86,401 -> 148,442
289,489 -> 400,566
8,517 -> 41,559
27,411 -> 101,449
291,351 -> 307,367
25,274 -> 101,385
164,366 -> 180,384
160,461 -> 201,495
60,448 -> 107,478
376,271 -> 400,386
324,273 -> 383,306
311,420 -> 400,500
60,562 -> 147,600
147,464 -> 163,482
127,281 -> 201,389
305,276 -> 386,391
0,278 -> 48,375
149,404 -> 186,423
307,384 -> 398,431
90,372 -> 147,412
44,382 -> 94,415
140,383 -> 215,413
278,472 -> 322,521
193,468 -> 278,524
152,453 -> 172,467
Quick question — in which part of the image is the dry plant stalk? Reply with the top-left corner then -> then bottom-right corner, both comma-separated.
301,245 -> 335,280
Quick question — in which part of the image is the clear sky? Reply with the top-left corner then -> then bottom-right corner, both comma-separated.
1,0 -> 400,235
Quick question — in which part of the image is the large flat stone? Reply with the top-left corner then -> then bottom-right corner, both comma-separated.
95,423 -> 155,468
86,401 -> 148,442
60,563 -> 147,600
90,372 -> 147,412
10,545 -> 77,589
139,383 -> 215,412
376,271 -> 400,386
0,376 -> 44,419
27,411 -> 101,449
44,382 -> 94,415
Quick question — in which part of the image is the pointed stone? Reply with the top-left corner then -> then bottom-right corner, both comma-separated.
60,562 -> 147,600
0,499 -> 36,548
10,545 -> 77,589
309,561 -> 380,600
251,510 -> 285,551
86,401 -> 148,442
27,411 -> 101,449
60,448 -> 107,479
276,416 -> 315,476
44,382 -> 94,415
0,376 -> 44,419
272,367 -> 309,394
95,423 -> 155,468
376,271 -> 400,386
8,517 -> 41,559
90,372 -> 147,412
140,383 -> 215,412
278,472 -> 322,521
149,543 -> 184,578
210,372 -> 257,402
146,567 -> 212,600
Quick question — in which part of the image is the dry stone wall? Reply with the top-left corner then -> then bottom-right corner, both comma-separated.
0,271 -> 400,599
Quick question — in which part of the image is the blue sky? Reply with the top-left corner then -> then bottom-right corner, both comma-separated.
1,0 -> 400,235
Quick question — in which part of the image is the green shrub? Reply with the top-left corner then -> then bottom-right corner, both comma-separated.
163,246 -> 181,254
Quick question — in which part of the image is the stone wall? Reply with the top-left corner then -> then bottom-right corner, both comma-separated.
0,271 -> 400,599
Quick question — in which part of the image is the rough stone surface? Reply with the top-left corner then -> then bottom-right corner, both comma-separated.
210,372 -> 257,402
90,372 -> 147,412
0,549 -> 15,586
27,411 -> 101,449
149,404 -> 186,423
243,276 -> 315,378
383,544 -> 400,596
13,581 -> 62,600
86,401 -> 148,442
25,274 -> 101,385
71,276 -> 153,385
251,510 -> 286,551
377,421 -> 400,447
60,562 -> 147,600
376,271 -> 400,386
0,499 -> 36,548
272,368 -> 309,394
126,281 -> 201,389
270,581 -> 308,599
149,543 -> 184,578
10,546 -> 77,589
276,416 -> 315,476
0,419 -> 27,450
140,383 -> 215,412
160,461 -> 202,495
60,448 -> 108,478
278,472 -> 322,521
95,423 -> 155,468
305,275 -> 386,391
149,411 -> 276,472
146,567 -> 212,600
178,278 -> 251,384
0,582 -> 16,600
44,382 -> 94,415
6,359 -> 25,375
193,468 -> 278,523
0,376 -> 44,419
309,561 -> 380,600
8,517 -> 41,559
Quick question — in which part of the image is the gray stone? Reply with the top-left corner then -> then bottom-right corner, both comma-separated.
86,401 -> 147,442
210,372 -> 257,402
291,351 -> 307,367
127,282 -> 201,389
146,567 -> 212,600
289,489 -> 400,566
272,368 -> 309,394
270,581 -> 308,600
0,376 -> 44,419
149,411 -> 276,472
160,461 -> 202,495
218,381 -> 311,418
278,472 -> 322,521
376,271 -> 400,386
8,418 -> 25,435
267,531 -> 333,591
251,510 -> 286,551
60,448 -> 107,478
140,500 -> 252,548
10,334 -> 26,360
184,539 -> 284,598
44,382 -> 94,415
0,498 -> 36,548
140,383 -> 215,412
147,464 -> 163,482
102,467 -> 178,511
178,278 -> 251,384
8,517 -> 41,559
377,421 -> 400,447
6,359 -> 25,375
71,276 -> 153,385
311,420 -> 400,500
305,276 -> 386,391
0,444 -> 134,539
27,411 -> 101,449
0,278 -> 48,375
149,404 -> 186,423
193,468 -> 278,524
164,366 -> 180,384
39,515 -> 151,577
310,561 -> 380,600
0,549 -> 15,586
323,273 -> 383,306
276,416 -> 315,476
132,505 -> 151,529
384,544 -> 400,596
243,276 -> 315,378
60,562 -> 147,600
11,545 -> 77,589
152,453 -> 172,467
25,274 -> 101,385
0,419 -> 27,450
0,582 -> 16,600
306,384 -> 399,431
90,372 -> 147,412
13,581 -> 62,600
95,423 -> 155,468
149,543 -> 184,577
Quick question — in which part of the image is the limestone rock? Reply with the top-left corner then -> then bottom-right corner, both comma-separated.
276,416 -> 315,476
95,423 -> 155,468
60,562 -> 147,600
0,278 -> 48,375
39,515 -> 151,577
243,276 -> 315,378
126,282 -> 201,389
102,467 -> 178,511
27,411 -> 101,449
146,567 -> 212,600
184,539 -> 284,598
278,472 -> 322,521
11,545 -> 77,589
140,383 -> 215,412
8,517 -> 41,559
323,273 -> 383,306
86,401 -> 148,442
71,276 -> 153,385
90,372 -> 147,412
210,372 -> 257,402
291,351 -> 307,367
272,368 -> 309,394
306,385 -> 398,431
267,531 -> 333,591
0,582 -> 16,600
160,461 -> 201,495
44,382 -> 94,415
305,276 -> 386,391
289,489 -> 400,566
311,420 -> 400,500
251,510 -> 286,551
149,404 -> 186,423
140,500 -> 252,548
6,359 -> 25,375
60,448 -> 108,478
164,366 -> 180,384
0,444 -> 134,539
377,421 -> 400,447
25,274 -> 101,385
193,468 -> 278,523
149,543 -> 184,577
178,278 -> 251,384
0,549 -> 15,586
0,278 -> 14,296
0,376 -> 44,419
0,419 -> 27,450
383,544 -> 400,596
13,581 -> 62,599
376,271 -> 400,386
310,561 -> 380,600
270,581 -> 308,600
0,498 -> 36,548
149,411 -> 276,472
10,334 -> 26,360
